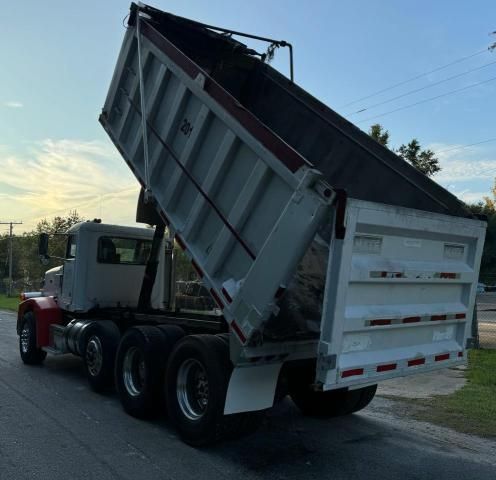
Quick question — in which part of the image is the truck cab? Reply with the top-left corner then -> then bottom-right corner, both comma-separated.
40,221 -> 173,313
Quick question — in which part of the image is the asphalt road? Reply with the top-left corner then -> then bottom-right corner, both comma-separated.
1,310 -> 495,480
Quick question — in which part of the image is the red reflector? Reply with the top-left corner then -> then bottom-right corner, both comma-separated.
209,289 -> 224,309
439,272 -> 457,279
458,351 -> 464,358
431,315 -> 447,321
230,320 -> 246,344
221,287 -> 233,304
435,353 -> 450,362
403,316 -> 421,323
370,319 -> 392,326
408,358 -> 425,367
455,313 -> 466,319
191,260 -> 204,278
341,368 -> 364,378
377,363 -> 397,372
175,235 -> 186,250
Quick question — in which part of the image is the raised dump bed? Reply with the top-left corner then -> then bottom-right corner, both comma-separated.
100,3 -> 485,407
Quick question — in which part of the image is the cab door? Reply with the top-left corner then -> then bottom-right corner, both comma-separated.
60,234 -> 77,307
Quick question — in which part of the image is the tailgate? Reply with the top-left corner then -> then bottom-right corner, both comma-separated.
316,199 -> 486,390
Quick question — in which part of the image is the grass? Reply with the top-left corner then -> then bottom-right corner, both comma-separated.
0,294 -> 20,311
413,349 -> 496,437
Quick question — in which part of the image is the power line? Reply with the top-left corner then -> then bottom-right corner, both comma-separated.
433,137 -> 496,155
356,74 -> 496,124
339,47 -> 490,109
348,59 -> 496,116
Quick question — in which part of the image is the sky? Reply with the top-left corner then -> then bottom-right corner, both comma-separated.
0,0 -> 495,232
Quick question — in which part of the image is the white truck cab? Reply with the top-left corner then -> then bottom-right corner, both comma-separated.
43,221 -> 172,312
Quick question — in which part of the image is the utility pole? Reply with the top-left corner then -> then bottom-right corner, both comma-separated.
0,221 -> 23,297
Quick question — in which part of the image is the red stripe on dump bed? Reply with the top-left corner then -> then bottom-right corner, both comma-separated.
221,287 -> 233,304
159,210 -> 169,225
408,358 -> 425,367
141,21 -> 310,174
370,319 -> 392,326
455,313 -> 466,319
230,320 -> 247,344
209,289 -> 224,310
458,351 -> 464,358
377,363 -> 397,373
191,260 -> 204,278
431,315 -> 447,321
341,368 -> 364,378
435,353 -> 450,362
174,234 -> 186,250
403,316 -> 421,323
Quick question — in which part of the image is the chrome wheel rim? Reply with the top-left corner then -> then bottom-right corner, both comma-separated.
123,347 -> 146,397
177,359 -> 209,421
85,336 -> 103,377
20,324 -> 30,353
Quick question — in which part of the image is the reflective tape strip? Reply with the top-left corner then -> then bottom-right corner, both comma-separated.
377,363 -> 397,373
435,353 -> 450,362
230,320 -> 246,344
408,358 -> 425,367
209,288 -> 224,310
341,368 -> 364,378
367,312 -> 466,327
191,260 -> 204,278
221,287 -> 233,304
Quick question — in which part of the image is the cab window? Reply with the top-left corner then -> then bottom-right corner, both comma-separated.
66,235 -> 77,259
97,236 -> 152,265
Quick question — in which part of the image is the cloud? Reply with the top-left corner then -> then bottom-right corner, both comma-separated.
0,139 -> 140,231
427,142 -> 496,204
4,101 -> 23,108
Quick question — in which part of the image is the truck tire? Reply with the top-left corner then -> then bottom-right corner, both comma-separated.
19,311 -> 47,365
165,334 -> 262,446
289,365 -> 377,417
115,325 -> 181,418
82,321 -> 120,393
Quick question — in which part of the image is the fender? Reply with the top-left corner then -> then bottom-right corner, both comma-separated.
17,297 -> 63,347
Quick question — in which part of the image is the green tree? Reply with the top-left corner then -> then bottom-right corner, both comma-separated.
397,140 -> 440,177
0,211 -> 84,294
368,124 -> 441,177
369,123 -> 390,147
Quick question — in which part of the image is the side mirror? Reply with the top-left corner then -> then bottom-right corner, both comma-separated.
38,233 -> 49,264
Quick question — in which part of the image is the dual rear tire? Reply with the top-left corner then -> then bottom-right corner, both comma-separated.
114,329 -> 261,446
288,363 -> 377,417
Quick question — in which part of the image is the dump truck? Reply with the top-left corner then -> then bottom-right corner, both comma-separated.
17,2 -> 486,446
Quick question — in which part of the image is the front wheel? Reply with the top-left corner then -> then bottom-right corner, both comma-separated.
19,311 -> 47,365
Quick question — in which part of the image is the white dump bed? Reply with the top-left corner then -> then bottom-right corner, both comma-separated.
317,199 -> 486,390
101,9 -> 486,389
100,14 -> 333,352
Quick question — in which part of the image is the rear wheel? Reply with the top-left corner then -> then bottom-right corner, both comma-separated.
165,334 -> 263,446
82,321 -> 120,392
115,325 -> 183,418
289,364 -> 377,417
19,311 -> 47,365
